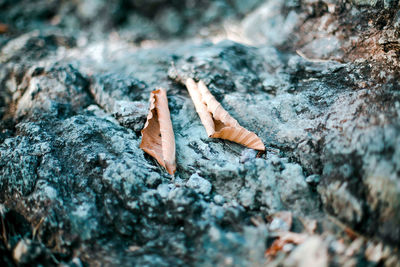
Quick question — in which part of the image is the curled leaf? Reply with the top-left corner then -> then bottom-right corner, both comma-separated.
140,89 -> 176,175
185,78 -> 265,151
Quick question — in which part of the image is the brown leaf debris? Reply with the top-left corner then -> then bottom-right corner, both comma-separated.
0,23 -> 8,34
185,78 -> 265,151
140,89 -> 176,175
265,232 -> 308,257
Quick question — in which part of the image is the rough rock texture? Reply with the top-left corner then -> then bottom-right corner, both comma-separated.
0,0 -> 400,266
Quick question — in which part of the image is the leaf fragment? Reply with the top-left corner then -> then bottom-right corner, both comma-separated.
0,23 -> 8,34
140,89 -> 176,175
185,78 -> 265,151
265,232 -> 308,257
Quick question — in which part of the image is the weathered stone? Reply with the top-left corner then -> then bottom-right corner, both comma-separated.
0,0 -> 399,266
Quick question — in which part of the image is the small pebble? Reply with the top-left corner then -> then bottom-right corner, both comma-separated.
186,173 -> 212,195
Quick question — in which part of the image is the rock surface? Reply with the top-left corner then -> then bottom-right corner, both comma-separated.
0,0 -> 399,266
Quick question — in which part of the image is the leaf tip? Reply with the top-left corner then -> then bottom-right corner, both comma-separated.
165,161 -> 176,175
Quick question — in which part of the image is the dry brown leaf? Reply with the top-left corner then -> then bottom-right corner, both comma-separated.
344,226 -> 359,240
185,78 -> 265,151
265,232 -> 308,257
140,89 -> 176,175
0,23 -> 8,34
